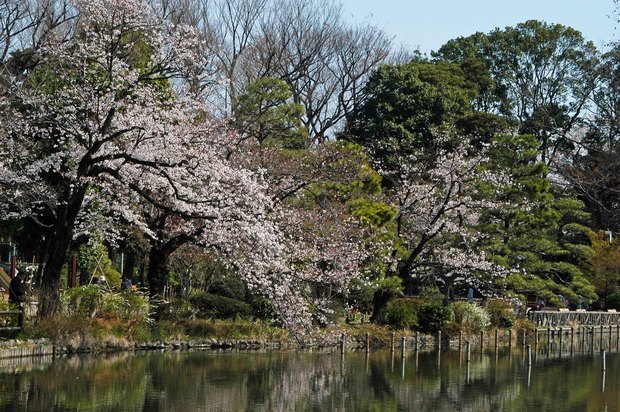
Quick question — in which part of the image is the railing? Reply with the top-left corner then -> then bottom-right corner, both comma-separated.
0,308 -> 24,332
529,310 -> 620,327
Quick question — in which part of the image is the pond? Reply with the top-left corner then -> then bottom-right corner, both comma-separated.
0,345 -> 617,411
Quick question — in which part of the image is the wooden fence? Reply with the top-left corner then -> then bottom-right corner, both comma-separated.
529,310 -> 620,327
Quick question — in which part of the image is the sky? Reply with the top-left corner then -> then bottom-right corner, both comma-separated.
340,0 -> 617,54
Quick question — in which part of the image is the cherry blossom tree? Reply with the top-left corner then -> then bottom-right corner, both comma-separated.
382,133 -> 510,304
0,0 -> 279,316
227,136 -> 379,331
0,0 -> 381,341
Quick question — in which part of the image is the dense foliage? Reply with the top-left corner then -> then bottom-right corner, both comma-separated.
0,0 -> 619,342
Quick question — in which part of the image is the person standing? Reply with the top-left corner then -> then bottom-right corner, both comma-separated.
121,277 -> 132,293
8,271 -> 26,306
467,288 -> 474,303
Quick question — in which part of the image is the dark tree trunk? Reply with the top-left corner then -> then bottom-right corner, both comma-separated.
443,280 -> 455,306
370,289 -> 397,323
147,242 -> 172,298
146,235 -> 191,298
123,250 -> 136,280
39,229 -> 73,316
138,261 -> 145,287
39,186 -> 87,317
145,212 -> 192,298
79,268 -> 89,286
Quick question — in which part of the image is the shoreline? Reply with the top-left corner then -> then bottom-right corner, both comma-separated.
3,324 -> 615,360
0,329 -> 519,359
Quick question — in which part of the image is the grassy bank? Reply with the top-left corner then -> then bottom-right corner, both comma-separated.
0,288 -> 538,351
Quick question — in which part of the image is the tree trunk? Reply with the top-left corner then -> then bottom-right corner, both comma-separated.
39,224 -> 75,316
443,280 -> 455,306
138,261 -> 145,287
123,250 -> 136,280
370,289 -> 396,323
146,217 -> 192,298
39,187 -> 87,317
147,243 -> 171,298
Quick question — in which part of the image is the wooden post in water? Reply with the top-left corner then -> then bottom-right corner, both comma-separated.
401,336 -> 406,357
437,331 -> 442,350
480,331 -> 484,350
522,329 -> 526,350
559,327 -> 563,352
508,329 -> 512,349
466,340 -> 471,363
340,333 -> 345,353
602,349 -> 606,371
415,332 -> 419,352
609,325 -> 613,349
390,331 -> 395,352
366,333 -> 370,353
581,326 -> 586,351
494,329 -> 499,350
600,325 -> 604,350
527,344 -> 532,366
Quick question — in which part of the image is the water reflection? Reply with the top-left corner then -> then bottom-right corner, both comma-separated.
0,346 -> 617,411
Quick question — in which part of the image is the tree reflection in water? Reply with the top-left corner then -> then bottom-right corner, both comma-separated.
0,348 -> 616,411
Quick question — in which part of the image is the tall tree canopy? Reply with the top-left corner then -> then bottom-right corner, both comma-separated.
0,0 -> 282,317
434,20 -> 598,165
175,0 -> 392,143
481,134 -> 596,304
343,60 -> 479,172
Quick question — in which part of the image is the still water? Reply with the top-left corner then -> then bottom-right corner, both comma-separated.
0,345 -> 617,411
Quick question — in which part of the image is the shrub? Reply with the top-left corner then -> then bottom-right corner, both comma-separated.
442,321 -> 463,337
451,301 -> 490,333
189,292 -> 252,319
0,300 -> 20,329
35,315 -> 91,342
607,292 -> 620,310
104,267 -> 122,290
77,239 -> 120,289
157,297 -> 196,320
419,286 -> 443,303
417,302 -> 452,333
180,318 -> 289,340
380,298 -> 417,329
208,276 -> 246,299
60,286 -> 151,325
61,285 -> 104,318
247,293 -> 277,320
102,291 -> 151,323
513,317 -> 535,333
485,299 -> 516,328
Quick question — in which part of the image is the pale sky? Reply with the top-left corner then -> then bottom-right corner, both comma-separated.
340,0 -> 617,54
